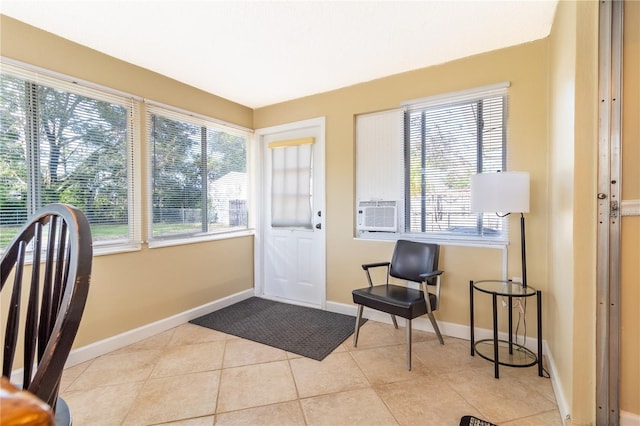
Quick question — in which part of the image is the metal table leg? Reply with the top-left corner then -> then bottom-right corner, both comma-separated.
492,292 -> 499,378
470,281 -> 475,356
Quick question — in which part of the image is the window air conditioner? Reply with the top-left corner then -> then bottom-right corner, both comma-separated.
357,200 -> 397,232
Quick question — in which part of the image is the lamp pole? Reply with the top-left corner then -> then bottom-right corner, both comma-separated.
520,213 -> 527,288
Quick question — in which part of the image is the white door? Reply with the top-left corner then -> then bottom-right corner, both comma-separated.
255,117 -> 326,307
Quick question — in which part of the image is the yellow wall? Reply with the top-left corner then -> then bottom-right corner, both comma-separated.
547,0 -> 578,417
621,0 -> 640,416
1,6 -> 617,423
571,2 -> 600,423
546,0 -> 639,421
548,1 -> 600,424
255,41 -> 550,333
0,15 -> 256,346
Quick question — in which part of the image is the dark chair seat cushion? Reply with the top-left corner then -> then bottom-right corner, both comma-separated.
352,284 -> 437,320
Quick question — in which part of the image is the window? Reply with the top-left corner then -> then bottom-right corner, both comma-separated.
0,62 -> 139,253
270,138 -> 314,228
356,83 -> 509,243
405,90 -> 506,238
146,105 -> 251,245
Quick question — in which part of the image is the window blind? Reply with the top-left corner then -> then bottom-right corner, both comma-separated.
354,83 -> 509,243
405,94 -> 506,237
355,109 -> 405,201
145,104 -> 251,242
0,61 -> 140,252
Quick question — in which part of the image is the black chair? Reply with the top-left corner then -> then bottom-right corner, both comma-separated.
352,240 -> 444,370
1,204 -> 92,421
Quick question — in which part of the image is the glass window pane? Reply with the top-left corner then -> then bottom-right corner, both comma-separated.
271,144 -> 312,228
406,96 -> 506,238
1,70 -> 133,251
147,107 -> 250,242
37,86 -> 130,242
0,74 -> 29,240
207,128 -> 248,230
150,115 -> 203,238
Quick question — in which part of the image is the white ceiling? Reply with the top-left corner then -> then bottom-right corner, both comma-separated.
1,0 -> 558,108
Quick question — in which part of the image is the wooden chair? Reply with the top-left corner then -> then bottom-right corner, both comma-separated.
352,240 -> 444,370
0,377 -> 54,425
1,204 -> 92,422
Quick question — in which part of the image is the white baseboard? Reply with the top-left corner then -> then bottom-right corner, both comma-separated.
66,296 -> 553,378
543,341 -> 571,425
326,300 -> 542,353
64,289 -> 254,368
71,296 -> 480,370
622,410 -> 640,426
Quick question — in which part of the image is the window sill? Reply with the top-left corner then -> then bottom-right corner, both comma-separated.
147,229 -> 254,249
354,232 -> 508,249
2,241 -> 143,263
93,242 -> 142,256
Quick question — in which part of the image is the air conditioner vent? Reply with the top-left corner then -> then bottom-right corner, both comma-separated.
357,200 -> 397,232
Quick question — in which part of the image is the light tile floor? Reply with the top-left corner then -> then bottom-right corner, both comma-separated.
60,320 -> 562,425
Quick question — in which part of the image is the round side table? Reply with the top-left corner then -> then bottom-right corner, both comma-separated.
469,279 -> 543,378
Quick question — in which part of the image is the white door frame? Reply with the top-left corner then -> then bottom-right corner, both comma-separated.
253,117 -> 326,308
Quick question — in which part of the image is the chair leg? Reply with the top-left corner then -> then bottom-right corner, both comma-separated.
406,318 -> 412,371
390,314 -> 398,329
353,305 -> 364,347
428,312 -> 444,345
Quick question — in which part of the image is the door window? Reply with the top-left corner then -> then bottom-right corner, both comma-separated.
269,138 -> 314,228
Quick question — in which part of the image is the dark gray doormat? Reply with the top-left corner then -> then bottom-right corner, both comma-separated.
190,297 -> 366,361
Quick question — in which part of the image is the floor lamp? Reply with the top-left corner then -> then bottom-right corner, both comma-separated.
470,171 -> 530,287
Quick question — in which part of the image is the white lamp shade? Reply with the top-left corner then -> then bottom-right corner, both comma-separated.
470,171 -> 530,213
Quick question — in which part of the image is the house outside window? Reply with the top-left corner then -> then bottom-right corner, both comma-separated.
0,62 -> 139,253
146,105 -> 251,246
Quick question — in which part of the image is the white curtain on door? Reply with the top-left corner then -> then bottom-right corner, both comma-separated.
270,138 -> 314,228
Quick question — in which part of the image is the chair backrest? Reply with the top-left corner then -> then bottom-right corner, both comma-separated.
1,204 -> 92,409
389,240 -> 439,284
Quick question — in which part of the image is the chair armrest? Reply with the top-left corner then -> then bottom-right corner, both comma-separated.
419,270 -> 444,280
361,262 -> 391,271
420,270 -> 443,310
361,262 -> 391,287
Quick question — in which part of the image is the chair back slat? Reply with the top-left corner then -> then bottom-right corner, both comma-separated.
59,235 -> 73,310
1,204 -> 92,409
2,241 -> 26,378
23,222 -> 44,387
49,220 -> 68,336
38,218 -> 58,359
